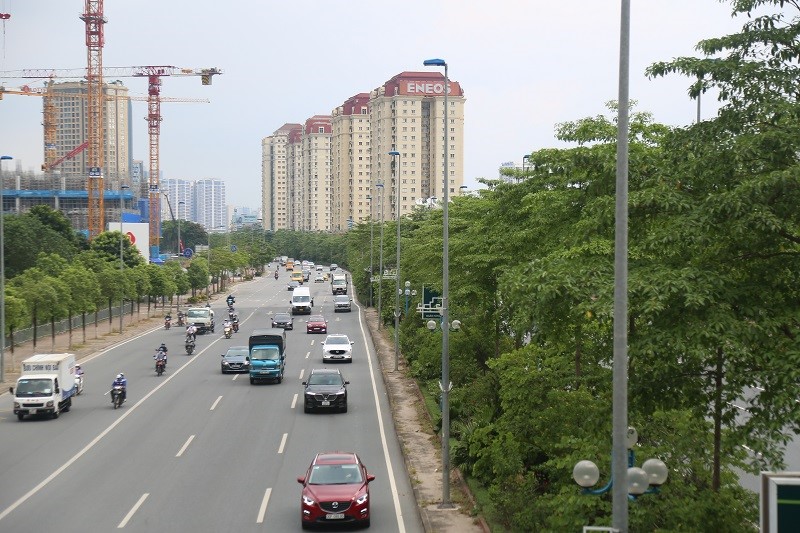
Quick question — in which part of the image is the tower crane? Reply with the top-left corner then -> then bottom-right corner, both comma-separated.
0,66 -> 221,248
0,84 -> 210,171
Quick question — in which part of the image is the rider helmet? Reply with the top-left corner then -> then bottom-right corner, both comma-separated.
117,373 -> 123,379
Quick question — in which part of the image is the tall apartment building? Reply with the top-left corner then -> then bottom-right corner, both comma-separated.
369,71 -> 465,224
262,123 -> 302,231
49,80 -> 132,189
161,178 -> 193,222
331,93 -> 370,232
262,70 -> 465,234
194,179 -> 226,231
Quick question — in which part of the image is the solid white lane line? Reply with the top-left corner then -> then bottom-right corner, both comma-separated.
256,487 -> 272,524
176,435 -> 195,457
0,337 -> 225,523
210,396 -> 223,411
356,302 -> 406,532
305,351 -> 310,359
299,368 -> 305,380
117,493 -> 149,528
291,394 -> 298,409
277,433 -> 288,454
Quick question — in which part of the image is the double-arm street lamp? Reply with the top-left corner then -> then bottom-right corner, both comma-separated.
376,182 -> 385,327
366,193 -> 374,307
0,155 -> 11,383
423,56 -> 454,508
404,280 -> 416,315
389,150 -> 402,371
119,184 -> 130,333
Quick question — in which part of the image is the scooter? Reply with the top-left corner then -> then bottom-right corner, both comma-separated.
164,317 -> 172,330
185,338 -> 195,355
74,374 -> 84,395
155,358 -> 166,376
223,324 -> 233,339
110,385 -> 125,409
176,313 -> 186,327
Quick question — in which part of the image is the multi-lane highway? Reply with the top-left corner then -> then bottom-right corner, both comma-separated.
0,274 -> 422,532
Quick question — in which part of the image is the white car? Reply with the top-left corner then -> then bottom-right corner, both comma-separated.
322,334 -> 354,363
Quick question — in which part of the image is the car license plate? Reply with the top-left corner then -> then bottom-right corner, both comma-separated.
326,513 -> 345,520
321,400 -> 330,406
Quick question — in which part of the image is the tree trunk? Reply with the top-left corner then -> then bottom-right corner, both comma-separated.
50,315 -> 55,351
108,298 -> 113,325
67,312 -> 73,349
712,346 -> 724,492
32,306 -> 38,349
82,312 -> 86,344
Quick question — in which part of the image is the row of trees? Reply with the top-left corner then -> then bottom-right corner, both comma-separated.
272,2 -> 800,529
3,206 -> 276,348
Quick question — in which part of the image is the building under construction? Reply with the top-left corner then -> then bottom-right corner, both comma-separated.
0,80 -> 137,234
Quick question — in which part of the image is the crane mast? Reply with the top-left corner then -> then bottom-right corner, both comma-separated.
80,0 -> 107,239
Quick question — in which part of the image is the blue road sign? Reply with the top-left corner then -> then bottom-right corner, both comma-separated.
230,244 -> 237,252
183,248 -> 193,258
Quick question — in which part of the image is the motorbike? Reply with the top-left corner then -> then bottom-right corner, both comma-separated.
223,324 -> 233,339
176,313 -> 186,327
74,374 -> 84,395
110,385 -> 124,409
185,338 -> 195,355
164,317 -> 172,330
274,271 -> 279,280
155,358 -> 166,376
232,321 -> 239,333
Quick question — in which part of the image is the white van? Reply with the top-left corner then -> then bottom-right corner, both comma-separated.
290,286 -> 314,315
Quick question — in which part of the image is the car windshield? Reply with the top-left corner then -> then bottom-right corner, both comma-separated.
251,347 -> 280,361
187,309 -> 208,318
274,314 -> 290,321
308,464 -> 362,485
14,378 -> 53,397
309,316 -> 325,322
225,349 -> 248,359
326,336 -> 350,345
293,296 -> 310,303
335,296 -> 348,302
308,373 -> 342,386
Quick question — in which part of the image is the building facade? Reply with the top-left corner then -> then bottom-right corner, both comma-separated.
194,179 -> 227,231
260,70 -> 465,234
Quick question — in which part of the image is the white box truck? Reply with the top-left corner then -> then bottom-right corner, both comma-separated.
10,353 -> 77,421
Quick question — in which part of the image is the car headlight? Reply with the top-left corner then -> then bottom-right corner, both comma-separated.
356,493 -> 368,505
13,402 -> 20,408
46,401 -> 54,407
222,361 -> 229,366
336,390 -> 346,395
302,495 -> 315,506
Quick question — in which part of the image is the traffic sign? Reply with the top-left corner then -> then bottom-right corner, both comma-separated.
183,248 -> 193,258
230,244 -> 237,252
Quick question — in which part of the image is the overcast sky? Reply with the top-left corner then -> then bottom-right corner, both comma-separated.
0,1 -> 755,210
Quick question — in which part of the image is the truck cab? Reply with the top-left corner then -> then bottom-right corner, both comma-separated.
248,328 -> 287,384
186,307 -> 215,333
11,353 -> 76,420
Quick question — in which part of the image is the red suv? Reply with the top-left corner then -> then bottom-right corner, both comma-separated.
297,452 -> 375,529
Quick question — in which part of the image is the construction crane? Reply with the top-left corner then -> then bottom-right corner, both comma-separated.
0,66 -> 221,248
0,84 -> 210,171
81,0 -> 105,240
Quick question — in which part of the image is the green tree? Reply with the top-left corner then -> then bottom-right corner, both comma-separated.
89,231 -> 145,268
59,264 -> 100,346
186,259 -> 209,297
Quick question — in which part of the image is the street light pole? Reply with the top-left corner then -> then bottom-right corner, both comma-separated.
389,150 -> 402,371
366,194 -> 374,307
424,56 -> 453,508
0,155 -> 12,383
613,1 -> 632,531
376,182 -> 385,327
119,184 -> 129,333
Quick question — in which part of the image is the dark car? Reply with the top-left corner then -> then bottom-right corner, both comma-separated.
302,269 -> 311,282
306,315 -> 328,334
333,295 -> 352,312
302,368 -> 349,413
271,312 -> 294,330
220,346 -> 250,374
297,452 -> 374,529
287,280 -> 300,291
329,263 -> 338,271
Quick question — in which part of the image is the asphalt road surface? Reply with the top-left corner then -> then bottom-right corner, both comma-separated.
0,275 -> 422,532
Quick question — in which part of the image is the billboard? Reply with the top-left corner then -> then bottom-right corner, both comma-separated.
107,222 -> 149,261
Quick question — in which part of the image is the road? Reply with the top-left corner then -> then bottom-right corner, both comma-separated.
0,274 -> 422,532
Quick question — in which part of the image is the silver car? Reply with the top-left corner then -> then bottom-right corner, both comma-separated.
333,295 -> 352,312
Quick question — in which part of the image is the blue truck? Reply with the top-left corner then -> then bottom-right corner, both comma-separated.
248,328 -> 286,384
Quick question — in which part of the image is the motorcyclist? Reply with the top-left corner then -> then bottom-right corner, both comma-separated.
154,349 -> 167,370
156,343 -> 168,366
164,313 -> 172,328
112,373 -> 127,401
176,311 -> 185,326
232,314 -> 239,333
226,294 -> 235,306
223,318 -> 232,336
75,364 -> 84,377
274,270 -> 279,280
185,324 -> 197,342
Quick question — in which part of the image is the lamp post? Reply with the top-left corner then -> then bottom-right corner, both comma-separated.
573,427 -> 668,501
0,155 -> 12,383
207,225 -> 225,302
177,200 -> 186,256
521,154 -> 530,183
404,280 -> 416,315
376,182 -> 385,327
119,184 -> 130,333
389,150 -> 402,371
366,193 -> 374,307
423,56 -> 453,507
